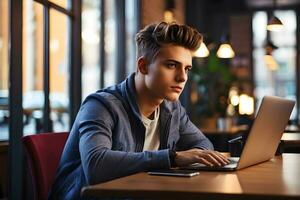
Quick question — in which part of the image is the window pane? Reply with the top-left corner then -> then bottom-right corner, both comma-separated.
271,10 -> 296,48
252,10 -> 297,119
253,48 -> 269,82
49,0 -> 70,10
252,11 -> 267,48
82,0 -> 100,99
104,0 -> 117,87
0,0 -> 9,140
50,8 -> 70,131
125,0 -> 138,75
23,1 -> 44,135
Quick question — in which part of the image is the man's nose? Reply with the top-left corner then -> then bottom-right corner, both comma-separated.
175,68 -> 187,83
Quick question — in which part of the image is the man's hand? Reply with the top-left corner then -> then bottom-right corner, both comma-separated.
175,148 -> 230,167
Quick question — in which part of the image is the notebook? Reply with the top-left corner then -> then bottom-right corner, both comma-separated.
183,96 -> 295,171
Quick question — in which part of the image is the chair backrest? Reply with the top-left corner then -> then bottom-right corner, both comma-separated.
22,132 -> 69,200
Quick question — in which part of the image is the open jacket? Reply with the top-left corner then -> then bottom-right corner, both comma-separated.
49,73 -> 213,200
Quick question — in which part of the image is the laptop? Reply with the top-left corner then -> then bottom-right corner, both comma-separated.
183,96 -> 295,171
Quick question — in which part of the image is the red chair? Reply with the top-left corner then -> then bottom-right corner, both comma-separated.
22,132 -> 69,200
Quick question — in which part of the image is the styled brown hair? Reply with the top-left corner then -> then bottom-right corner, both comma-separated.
135,22 -> 203,62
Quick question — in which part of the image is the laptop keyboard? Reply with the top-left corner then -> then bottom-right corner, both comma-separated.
187,157 -> 239,169
228,157 -> 239,165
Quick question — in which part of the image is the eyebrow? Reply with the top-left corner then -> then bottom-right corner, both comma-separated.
165,59 -> 192,68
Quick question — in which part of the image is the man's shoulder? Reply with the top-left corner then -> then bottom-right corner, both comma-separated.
83,89 -> 124,108
88,86 -> 122,101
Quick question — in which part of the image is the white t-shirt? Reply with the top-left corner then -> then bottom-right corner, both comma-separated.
142,107 -> 160,151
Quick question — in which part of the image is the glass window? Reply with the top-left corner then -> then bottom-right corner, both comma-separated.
252,10 -> 297,119
23,1 -> 45,135
125,0 -> 138,75
82,0 -> 101,99
252,11 -> 267,48
104,0 -> 117,87
22,0 -> 72,134
49,8 -> 70,132
271,10 -> 296,47
0,0 -> 9,140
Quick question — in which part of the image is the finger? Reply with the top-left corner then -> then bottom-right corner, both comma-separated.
217,152 -> 230,162
195,150 -> 221,166
212,152 -> 230,165
198,157 -> 214,167
201,153 -> 221,166
204,153 -> 223,166
201,151 -> 229,166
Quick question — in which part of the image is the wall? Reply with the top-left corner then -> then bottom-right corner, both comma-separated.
230,14 -> 253,95
141,0 -> 185,27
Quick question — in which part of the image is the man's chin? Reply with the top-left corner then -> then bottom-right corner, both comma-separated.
165,94 -> 180,102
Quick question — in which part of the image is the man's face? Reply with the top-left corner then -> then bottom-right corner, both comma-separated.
144,45 -> 193,102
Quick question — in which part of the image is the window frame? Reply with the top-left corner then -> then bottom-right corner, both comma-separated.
9,0 -> 81,198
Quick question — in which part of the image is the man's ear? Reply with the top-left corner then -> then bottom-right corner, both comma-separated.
137,57 -> 148,75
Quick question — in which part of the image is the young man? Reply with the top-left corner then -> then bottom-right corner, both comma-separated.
49,22 -> 229,199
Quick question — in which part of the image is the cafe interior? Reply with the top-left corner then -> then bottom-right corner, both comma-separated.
0,0 -> 300,199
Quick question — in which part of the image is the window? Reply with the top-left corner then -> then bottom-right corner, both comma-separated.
22,0 -> 73,134
0,0 -> 9,140
126,0 -> 139,75
81,0 -> 140,96
252,10 -> 297,119
6,0 -> 140,138
104,0 -> 117,87
49,8 -> 70,132
82,0 -> 101,99
22,1 -> 44,134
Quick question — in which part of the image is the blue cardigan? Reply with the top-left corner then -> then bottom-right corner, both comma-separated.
49,73 -> 213,199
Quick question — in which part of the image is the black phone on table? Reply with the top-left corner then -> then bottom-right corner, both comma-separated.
148,169 -> 199,177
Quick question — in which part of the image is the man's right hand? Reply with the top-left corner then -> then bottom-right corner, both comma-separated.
174,148 -> 230,167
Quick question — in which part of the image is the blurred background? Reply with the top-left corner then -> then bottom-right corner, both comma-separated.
0,0 -> 300,199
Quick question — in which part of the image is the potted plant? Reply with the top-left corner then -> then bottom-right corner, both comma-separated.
190,50 -> 235,129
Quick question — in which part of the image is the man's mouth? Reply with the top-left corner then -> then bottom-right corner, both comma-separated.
171,86 -> 183,93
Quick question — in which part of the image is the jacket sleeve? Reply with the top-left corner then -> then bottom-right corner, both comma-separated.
176,102 -> 214,151
77,97 -> 170,185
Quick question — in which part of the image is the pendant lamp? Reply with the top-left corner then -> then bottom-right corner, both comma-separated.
217,35 -> 235,59
267,0 -> 284,31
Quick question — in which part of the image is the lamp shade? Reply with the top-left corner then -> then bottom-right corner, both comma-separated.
164,10 -> 174,22
217,43 -> 235,58
194,42 -> 209,58
267,16 -> 283,31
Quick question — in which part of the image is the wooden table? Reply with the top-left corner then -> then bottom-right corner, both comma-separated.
81,153 -> 300,200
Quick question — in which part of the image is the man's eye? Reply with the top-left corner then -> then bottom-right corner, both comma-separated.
185,67 -> 192,72
166,63 -> 176,68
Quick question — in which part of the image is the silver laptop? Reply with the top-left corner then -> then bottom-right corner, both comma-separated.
184,96 -> 295,171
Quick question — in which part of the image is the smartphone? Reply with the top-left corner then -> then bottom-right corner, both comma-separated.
148,169 -> 200,177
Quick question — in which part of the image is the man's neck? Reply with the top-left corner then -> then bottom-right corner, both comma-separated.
134,74 -> 163,118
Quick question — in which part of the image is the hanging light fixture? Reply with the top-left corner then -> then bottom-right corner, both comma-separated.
264,40 -> 278,70
216,1 -> 235,59
217,35 -> 235,58
164,0 -> 175,22
194,42 -> 209,58
264,54 -> 278,70
267,0 -> 284,31
267,16 -> 283,31
217,44 -> 235,58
